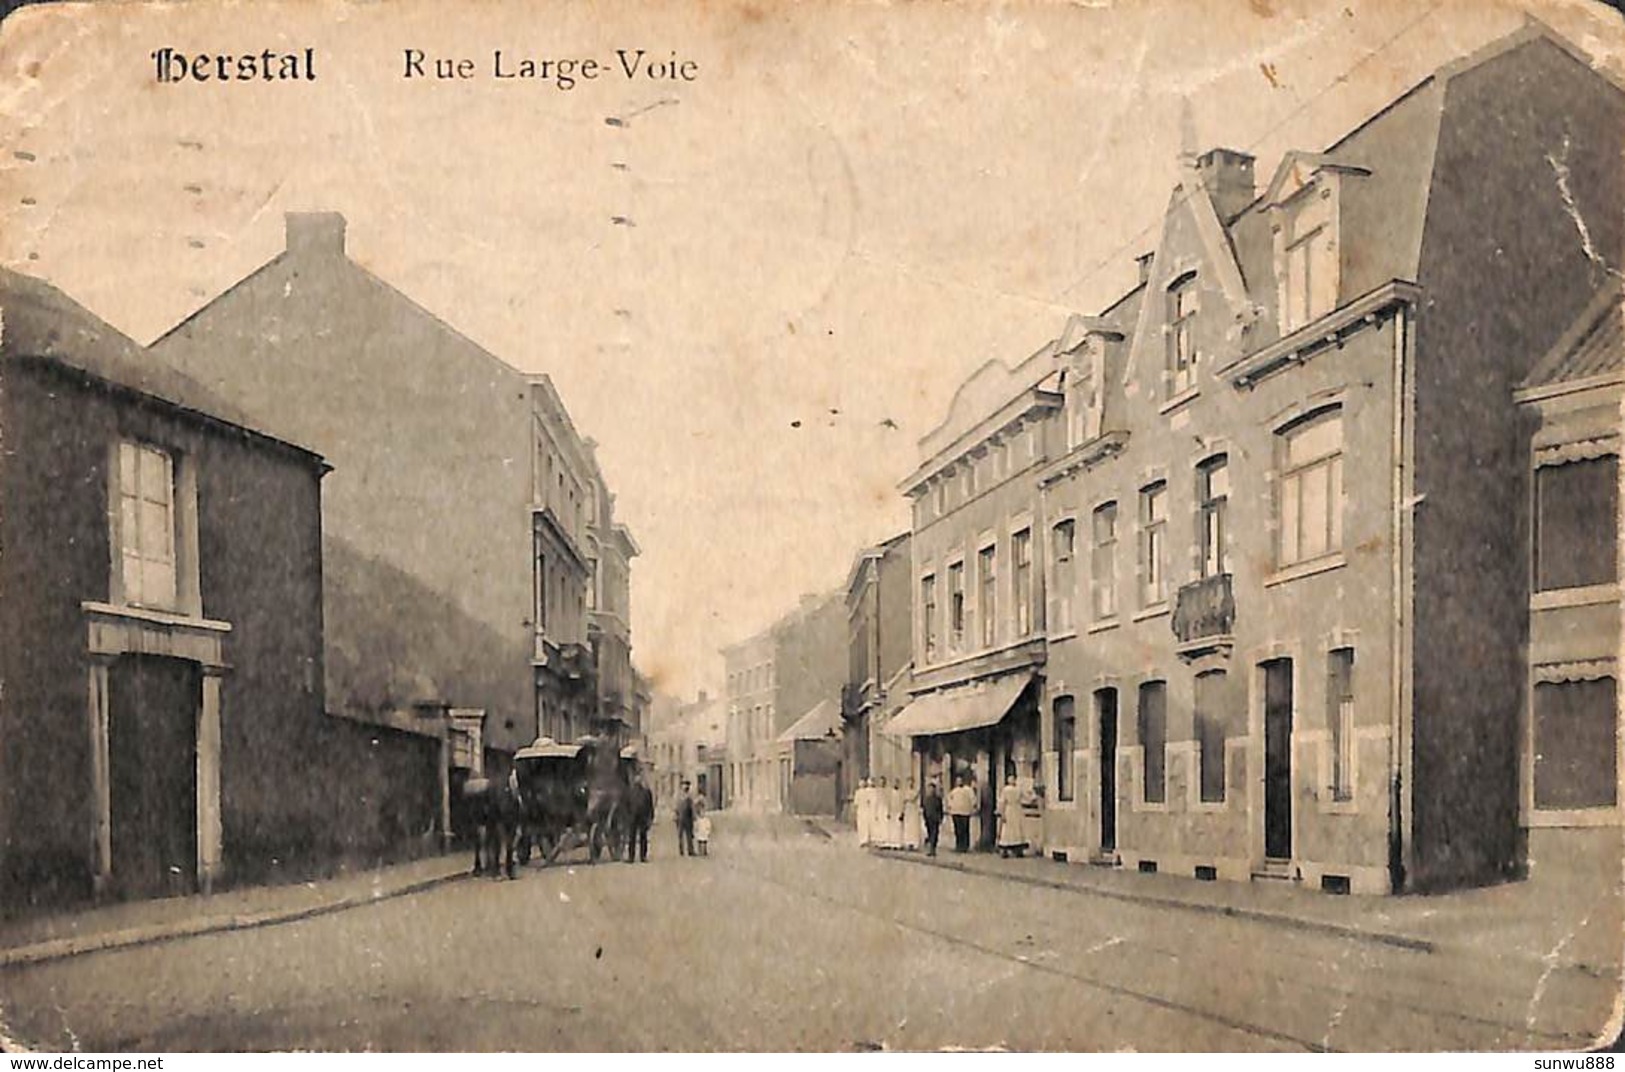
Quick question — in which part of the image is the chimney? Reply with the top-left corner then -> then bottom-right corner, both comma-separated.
1135,252 -> 1155,286
1194,148 -> 1256,223
285,211 -> 347,258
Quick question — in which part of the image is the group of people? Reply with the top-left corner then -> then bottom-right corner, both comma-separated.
853,777 -> 923,850
671,779 -> 713,857
856,772 -> 1042,858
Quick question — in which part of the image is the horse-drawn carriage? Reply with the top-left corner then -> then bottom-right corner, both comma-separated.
464,734 -> 639,878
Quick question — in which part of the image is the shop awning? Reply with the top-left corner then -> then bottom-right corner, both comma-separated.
883,674 -> 1032,738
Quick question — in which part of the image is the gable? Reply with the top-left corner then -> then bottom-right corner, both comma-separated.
1123,181 -> 1257,395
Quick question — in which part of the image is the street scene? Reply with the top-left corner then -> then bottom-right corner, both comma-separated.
1,0 -> 1623,1055
0,816 -> 1616,1052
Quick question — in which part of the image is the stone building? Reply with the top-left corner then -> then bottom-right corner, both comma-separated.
0,269 -> 440,910
891,24 -> 1622,893
841,532 -> 914,809
723,591 -> 846,812
148,213 -> 637,779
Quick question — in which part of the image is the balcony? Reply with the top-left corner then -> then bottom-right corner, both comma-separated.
1171,573 -> 1235,661
558,641 -> 594,681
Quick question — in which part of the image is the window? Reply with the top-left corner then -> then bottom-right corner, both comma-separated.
1198,455 -> 1230,577
1013,529 -> 1033,637
1054,695 -> 1077,802
1166,273 -> 1197,395
1328,649 -> 1355,801
948,561 -> 966,651
1051,519 -> 1076,631
964,463 -> 978,499
1091,503 -> 1118,621
921,574 -> 939,662
1533,677 -> 1617,810
1281,191 -> 1337,332
1138,681 -> 1167,804
1194,670 -> 1229,803
1278,408 -> 1344,567
978,545 -> 998,647
933,480 -> 947,517
1139,482 -> 1168,607
116,441 -> 178,610
1535,456 -> 1619,591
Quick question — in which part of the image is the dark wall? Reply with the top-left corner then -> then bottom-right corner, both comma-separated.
0,363 -> 112,908
1409,39 -> 1624,890
877,537 -> 914,688
0,361 -> 442,910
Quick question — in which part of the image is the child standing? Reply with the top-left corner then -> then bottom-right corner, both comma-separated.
693,794 -> 712,856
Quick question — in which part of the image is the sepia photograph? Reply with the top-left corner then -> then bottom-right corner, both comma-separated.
0,0 -> 1621,1053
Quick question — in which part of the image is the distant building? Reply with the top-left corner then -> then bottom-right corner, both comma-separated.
842,532 -> 914,812
0,269 -> 440,910
723,591 -> 846,812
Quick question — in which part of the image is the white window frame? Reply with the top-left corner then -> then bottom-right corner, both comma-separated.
1276,407 -> 1344,568
112,438 -> 197,614
1091,502 -> 1118,622
1139,482 -> 1168,609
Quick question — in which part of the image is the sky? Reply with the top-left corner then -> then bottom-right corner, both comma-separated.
2,0 -> 1621,700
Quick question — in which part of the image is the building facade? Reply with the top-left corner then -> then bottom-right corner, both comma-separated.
887,26 -> 1623,893
1513,286 -> 1622,841
890,331 -> 1071,847
529,376 -> 598,745
149,213 -> 636,774
842,532 -> 914,808
723,591 -> 846,812
0,269 -> 441,910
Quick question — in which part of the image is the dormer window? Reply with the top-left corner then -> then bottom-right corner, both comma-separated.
1278,184 -> 1339,333
1166,272 -> 1198,396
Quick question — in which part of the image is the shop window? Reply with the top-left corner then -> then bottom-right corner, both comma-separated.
1533,677 -> 1618,810
1535,456 -> 1619,591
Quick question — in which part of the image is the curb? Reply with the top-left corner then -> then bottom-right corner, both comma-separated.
0,867 -> 471,970
873,849 -> 1437,954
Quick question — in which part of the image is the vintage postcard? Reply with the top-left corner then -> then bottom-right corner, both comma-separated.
0,0 -> 1621,1054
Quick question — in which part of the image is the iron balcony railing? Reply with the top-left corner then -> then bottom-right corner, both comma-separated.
1171,573 -> 1236,645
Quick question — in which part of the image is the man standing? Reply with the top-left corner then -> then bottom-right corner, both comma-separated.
946,777 -> 976,853
921,778 -> 945,857
675,780 -> 696,857
627,773 -> 655,863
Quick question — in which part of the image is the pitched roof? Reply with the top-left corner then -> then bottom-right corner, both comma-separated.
0,268 -> 323,459
1520,285 -> 1623,393
777,699 -> 841,743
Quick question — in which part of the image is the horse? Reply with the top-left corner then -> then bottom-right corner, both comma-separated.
576,736 -> 634,864
463,773 -> 523,879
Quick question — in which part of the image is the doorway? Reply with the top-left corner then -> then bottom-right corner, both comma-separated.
1263,659 -> 1294,861
108,655 -> 200,900
1096,688 -> 1118,852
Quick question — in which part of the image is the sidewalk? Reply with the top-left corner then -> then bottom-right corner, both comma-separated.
814,819 -> 1622,976
0,853 -> 471,969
